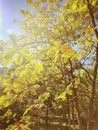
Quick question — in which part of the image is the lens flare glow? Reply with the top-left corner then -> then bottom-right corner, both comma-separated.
0,0 -> 3,39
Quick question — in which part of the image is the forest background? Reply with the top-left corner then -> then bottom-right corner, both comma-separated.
0,0 -> 98,130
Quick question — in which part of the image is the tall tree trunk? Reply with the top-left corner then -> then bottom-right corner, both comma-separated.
86,0 -> 98,130
68,58 -> 83,130
73,88 -> 83,130
67,94 -> 72,130
71,98 -> 76,130
62,103 -> 67,127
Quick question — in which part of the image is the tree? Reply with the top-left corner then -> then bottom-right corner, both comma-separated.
0,0 -> 98,130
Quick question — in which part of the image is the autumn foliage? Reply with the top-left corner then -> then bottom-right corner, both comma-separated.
0,0 -> 98,130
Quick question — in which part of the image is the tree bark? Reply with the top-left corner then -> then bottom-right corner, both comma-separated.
86,0 -> 98,130
67,95 -> 72,130
68,58 -> 83,130
71,98 -> 76,130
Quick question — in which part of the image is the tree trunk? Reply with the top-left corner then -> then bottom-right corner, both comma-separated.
62,103 -> 67,127
86,0 -> 98,130
73,89 -> 83,130
67,95 -> 72,130
71,98 -> 76,130
68,58 -> 83,130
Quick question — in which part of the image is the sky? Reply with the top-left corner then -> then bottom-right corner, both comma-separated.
0,0 -> 28,40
